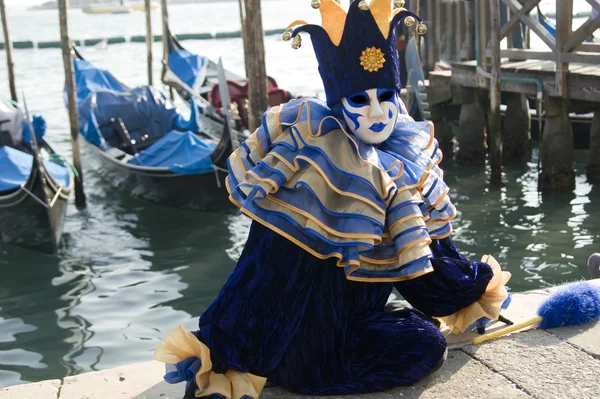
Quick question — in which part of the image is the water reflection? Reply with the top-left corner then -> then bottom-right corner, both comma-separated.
0,246 -> 70,384
446,149 -> 597,291
0,168 -> 241,386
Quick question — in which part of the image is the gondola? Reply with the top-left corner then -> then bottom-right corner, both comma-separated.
161,26 -> 293,131
0,97 -> 72,253
71,48 -> 235,212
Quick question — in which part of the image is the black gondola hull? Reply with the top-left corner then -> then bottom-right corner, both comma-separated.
0,151 -> 71,253
83,139 -> 233,212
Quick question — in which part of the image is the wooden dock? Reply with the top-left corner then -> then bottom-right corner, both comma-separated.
432,60 -> 600,104
409,0 -> 600,191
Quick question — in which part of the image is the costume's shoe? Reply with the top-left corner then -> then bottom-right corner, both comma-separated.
384,300 -> 442,329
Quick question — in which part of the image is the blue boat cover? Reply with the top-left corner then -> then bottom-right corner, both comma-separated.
22,115 -> 47,144
168,49 -> 209,92
78,86 -> 201,150
1,97 -> 46,146
0,145 -> 70,194
73,57 -> 129,105
127,130 -> 216,175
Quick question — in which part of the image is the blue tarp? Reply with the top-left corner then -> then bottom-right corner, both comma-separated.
71,54 -> 214,176
78,86 -> 201,149
0,145 -> 70,194
127,131 -> 216,175
168,49 -> 209,92
22,115 -> 47,144
73,57 -> 129,105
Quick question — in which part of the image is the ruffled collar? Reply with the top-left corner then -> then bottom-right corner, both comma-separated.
226,98 -> 455,282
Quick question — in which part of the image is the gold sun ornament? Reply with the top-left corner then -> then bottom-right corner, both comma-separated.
360,47 -> 385,72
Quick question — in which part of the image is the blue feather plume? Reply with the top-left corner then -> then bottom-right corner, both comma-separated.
538,282 -> 600,329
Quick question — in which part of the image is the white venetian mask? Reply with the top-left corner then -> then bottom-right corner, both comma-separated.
341,88 -> 400,144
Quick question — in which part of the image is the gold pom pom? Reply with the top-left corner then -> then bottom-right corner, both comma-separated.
291,34 -> 302,49
416,23 -> 428,35
393,0 -> 405,8
358,0 -> 369,11
404,16 -> 416,27
311,0 -> 321,9
282,31 -> 292,41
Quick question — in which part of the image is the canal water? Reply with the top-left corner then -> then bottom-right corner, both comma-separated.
0,0 -> 598,388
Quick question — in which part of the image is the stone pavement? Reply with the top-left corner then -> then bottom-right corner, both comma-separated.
1,279 -> 599,399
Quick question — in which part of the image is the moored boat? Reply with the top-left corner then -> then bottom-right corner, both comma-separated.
0,97 -> 72,253
161,26 -> 293,131
71,48 -> 236,211
82,0 -> 159,15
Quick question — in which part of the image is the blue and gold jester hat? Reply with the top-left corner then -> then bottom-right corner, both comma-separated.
285,0 -> 425,106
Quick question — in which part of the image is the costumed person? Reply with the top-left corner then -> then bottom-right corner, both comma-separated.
155,1 -> 512,397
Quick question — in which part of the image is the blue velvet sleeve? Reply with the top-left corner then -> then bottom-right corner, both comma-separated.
394,237 -> 494,317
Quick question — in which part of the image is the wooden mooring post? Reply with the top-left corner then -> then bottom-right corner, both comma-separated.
237,0 -> 250,79
160,0 -> 174,100
488,0 -> 501,184
242,0 -> 268,131
0,0 -> 17,102
145,0 -> 153,86
58,0 -> 86,208
588,111 -> 600,184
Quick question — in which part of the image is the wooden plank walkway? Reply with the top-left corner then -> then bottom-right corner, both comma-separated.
447,59 -> 600,105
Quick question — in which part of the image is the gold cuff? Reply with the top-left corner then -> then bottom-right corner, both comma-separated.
437,255 -> 512,334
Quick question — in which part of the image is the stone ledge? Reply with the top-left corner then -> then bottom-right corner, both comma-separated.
463,329 -> 600,399
0,379 -> 61,399
58,361 -> 164,399
1,279 -> 598,399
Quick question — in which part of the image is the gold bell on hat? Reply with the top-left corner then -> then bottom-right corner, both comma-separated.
416,23 -> 428,35
358,0 -> 369,11
404,16 -> 416,27
311,0 -> 321,9
291,34 -> 302,49
393,0 -> 405,8
282,31 -> 292,41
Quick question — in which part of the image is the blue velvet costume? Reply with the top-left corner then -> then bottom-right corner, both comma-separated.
155,2 -> 510,397
196,223 -> 492,395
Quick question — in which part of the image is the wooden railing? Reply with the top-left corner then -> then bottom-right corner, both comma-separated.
495,0 -> 600,97
422,0 -> 600,98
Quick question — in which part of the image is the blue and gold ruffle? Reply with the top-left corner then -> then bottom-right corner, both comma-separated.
155,325 -> 266,398
227,98 -> 456,282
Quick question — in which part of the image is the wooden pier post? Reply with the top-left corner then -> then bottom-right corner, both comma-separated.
587,110 -> 600,184
456,88 -> 487,166
58,0 -> 86,208
160,0 -> 174,100
464,0 -> 475,61
443,0 -> 453,60
539,97 -> 574,191
425,0 -> 437,73
502,93 -> 531,162
488,0 -> 501,183
0,0 -> 17,102
430,103 -> 455,162
242,0 -> 268,131
145,0 -> 153,85
237,0 -> 250,79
